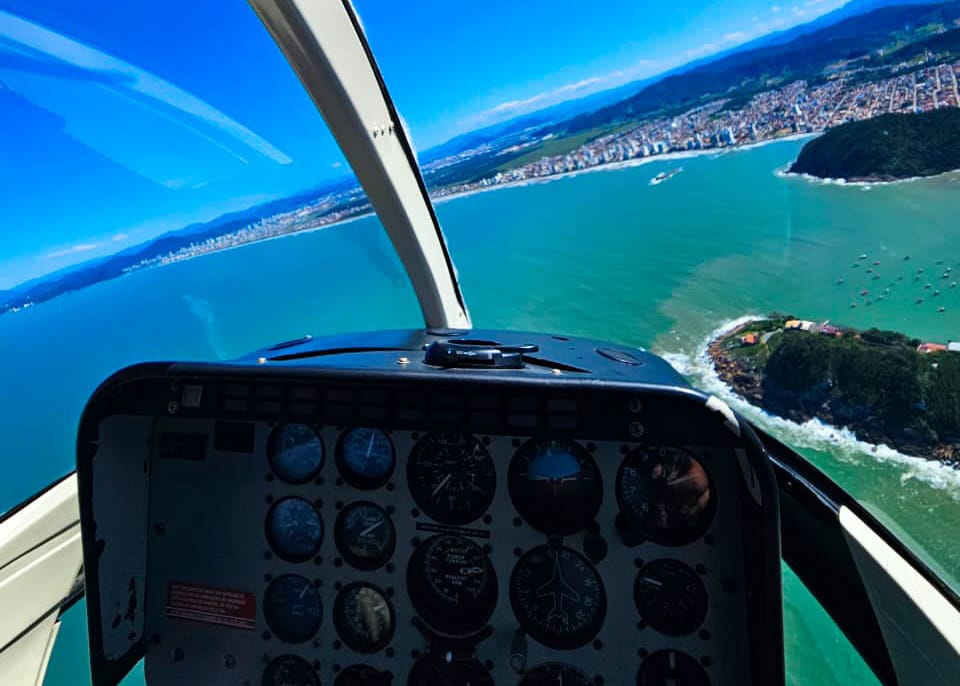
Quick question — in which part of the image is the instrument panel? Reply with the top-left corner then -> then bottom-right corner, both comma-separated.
77,331 -> 783,686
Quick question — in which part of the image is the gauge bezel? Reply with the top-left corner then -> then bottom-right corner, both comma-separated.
407,653 -> 493,686
633,558 -> 709,636
262,574 -> 323,644
265,497 -> 324,563
335,427 -> 397,490
407,431 -> 497,525
520,662 -> 593,685
509,544 -> 607,650
261,654 -> 320,686
333,664 -> 391,686
406,534 -> 498,636
333,501 -> 396,571
615,444 -> 717,546
332,581 -> 396,654
637,649 -> 711,686
267,423 -> 325,485
507,437 -> 603,535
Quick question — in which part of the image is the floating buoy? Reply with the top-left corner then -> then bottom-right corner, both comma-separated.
938,307 -> 946,313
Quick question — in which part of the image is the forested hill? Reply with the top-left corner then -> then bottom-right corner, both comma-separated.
789,108 -> 960,180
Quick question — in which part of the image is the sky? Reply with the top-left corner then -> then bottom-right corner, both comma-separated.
0,0 -> 849,290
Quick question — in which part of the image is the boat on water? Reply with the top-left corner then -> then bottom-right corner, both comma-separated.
649,166 -> 683,185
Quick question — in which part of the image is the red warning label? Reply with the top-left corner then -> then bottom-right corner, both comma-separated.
165,581 -> 256,631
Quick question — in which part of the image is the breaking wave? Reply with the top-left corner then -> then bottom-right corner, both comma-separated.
658,316 -> 960,498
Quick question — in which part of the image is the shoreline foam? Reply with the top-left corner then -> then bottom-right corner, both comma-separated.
658,316 -> 960,498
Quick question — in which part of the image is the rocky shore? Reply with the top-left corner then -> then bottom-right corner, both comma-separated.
708,321 -> 960,467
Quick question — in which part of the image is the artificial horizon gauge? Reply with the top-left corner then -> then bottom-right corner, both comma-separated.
616,445 -> 715,545
508,438 -> 603,535
263,574 -> 323,644
265,497 -> 323,562
407,654 -> 493,686
634,558 -> 709,636
520,663 -> 593,685
637,650 -> 711,686
407,431 -> 496,525
336,428 -> 395,489
334,501 -> 396,570
407,534 -> 498,635
333,582 -> 395,653
268,423 -> 324,484
509,544 -> 607,649
261,655 -> 319,686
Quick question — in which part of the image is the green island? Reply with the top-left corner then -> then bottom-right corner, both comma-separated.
710,316 -> 960,464
789,108 -> 960,181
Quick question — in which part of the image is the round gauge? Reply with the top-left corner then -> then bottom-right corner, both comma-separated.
336,428 -> 395,489
335,665 -> 392,686
520,663 -> 593,685
509,544 -> 607,649
616,445 -> 714,545
634,559 -> 708,636
268,424 -> 324,484
407,535 -> 498,635
266,497 -> 323,563
407,654 -> 493,686
637,650 -> 710,686
407,432 -> 496,525
263,575 -> 323,643
333,582 -> 395,653
262,655 -> 319,686
334,501 -> 396,570
508,439 -> 602,535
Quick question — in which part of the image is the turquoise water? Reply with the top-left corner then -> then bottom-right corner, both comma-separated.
8,138 -> 959,684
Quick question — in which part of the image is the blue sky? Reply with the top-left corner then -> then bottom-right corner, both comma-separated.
0,0 -> 847,290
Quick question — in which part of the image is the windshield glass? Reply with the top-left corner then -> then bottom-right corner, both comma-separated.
2,1 -> 959,685
0,0 -> 421,510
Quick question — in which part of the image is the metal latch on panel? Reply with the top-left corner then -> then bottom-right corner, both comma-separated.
424,340 -> 539,369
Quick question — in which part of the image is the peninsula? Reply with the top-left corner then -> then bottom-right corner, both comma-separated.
789,109 -> 960,182
709,316 -> 960,465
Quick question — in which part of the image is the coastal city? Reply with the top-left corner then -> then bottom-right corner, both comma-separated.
433,60 -> 960,196
118,59 -> 960,277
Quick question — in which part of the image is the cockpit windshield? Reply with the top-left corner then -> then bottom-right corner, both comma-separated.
2,2 -> 960,685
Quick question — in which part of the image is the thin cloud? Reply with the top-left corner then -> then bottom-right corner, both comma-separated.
724,31 -> 749,42
472,60 -> 655,124
111,233 -> 128,242
45,242 -> 100,259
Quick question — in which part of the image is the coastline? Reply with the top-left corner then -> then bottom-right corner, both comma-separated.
703,317 -> 960,467
660,318 -> 960,496
779,166 -> 960,187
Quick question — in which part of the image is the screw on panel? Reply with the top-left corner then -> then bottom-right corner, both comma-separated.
223,654 -> 236,669
628,421 -> 645,438
167,401 -> 179,415
628,398 -> 643,413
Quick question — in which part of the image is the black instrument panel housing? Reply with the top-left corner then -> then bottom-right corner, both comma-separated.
76,328 -> 784,686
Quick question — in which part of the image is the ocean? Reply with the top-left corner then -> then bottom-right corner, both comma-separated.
10,137 -> 957,684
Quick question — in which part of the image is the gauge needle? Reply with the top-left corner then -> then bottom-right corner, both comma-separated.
666,474 -> 697,486
360,520 -> 383,536
366,430 -> 376,457
432,473 -> 452,497
640,576 -> 663,588
298,583 -> 309,599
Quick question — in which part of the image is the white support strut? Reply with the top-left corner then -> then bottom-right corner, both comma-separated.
248,0 -> 471,331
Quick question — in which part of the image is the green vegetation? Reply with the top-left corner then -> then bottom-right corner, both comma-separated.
790,109 -> 960,180
723,317 -> 960,440
564,2 -> 960,133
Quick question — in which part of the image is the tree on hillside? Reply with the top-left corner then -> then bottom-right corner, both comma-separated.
765,333 -> 831,392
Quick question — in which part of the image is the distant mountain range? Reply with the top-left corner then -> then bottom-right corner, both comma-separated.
5,0 -> 958,312
565,1 -> 960,132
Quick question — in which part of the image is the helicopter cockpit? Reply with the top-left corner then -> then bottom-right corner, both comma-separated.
0,2 -> 958,686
